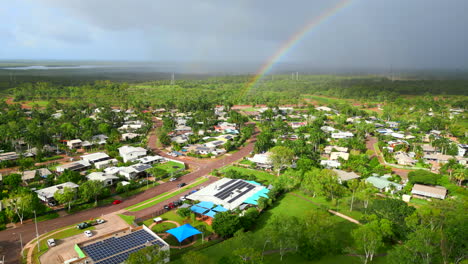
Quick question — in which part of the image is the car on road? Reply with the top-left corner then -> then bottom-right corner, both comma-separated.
76,222 -> 89,229
164,202 -> 175,210
169,177 -> 177,182
84,230 -> 93,237
112,200 -> 122,205
96,219 -> 105,224
177,183 -> 186,188
47,238 -> 56,247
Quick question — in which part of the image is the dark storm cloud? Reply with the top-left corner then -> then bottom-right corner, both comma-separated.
4,0 -> 468,70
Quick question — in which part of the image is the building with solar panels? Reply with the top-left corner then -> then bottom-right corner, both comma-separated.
186,178 -> 270,210
72,225 -> 169,264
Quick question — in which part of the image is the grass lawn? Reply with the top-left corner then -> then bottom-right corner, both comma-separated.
239,159 -> 255,166
118,214 -> 135,226
36,212 -> 59,222
140,210 -> 214,234
220,166 -> 276,184
151,222 -> 177,233
125,177 -> 209,212
155,161 -> 185,173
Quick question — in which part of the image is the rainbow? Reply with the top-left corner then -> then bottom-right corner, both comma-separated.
241,0 -> 352,97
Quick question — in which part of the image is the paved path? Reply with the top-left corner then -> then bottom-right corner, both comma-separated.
0,137 -> 256,264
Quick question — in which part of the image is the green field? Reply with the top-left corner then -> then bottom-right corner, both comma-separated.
220,166 -> 276,184
118,214 -> 136,226
125,177 -> 209,212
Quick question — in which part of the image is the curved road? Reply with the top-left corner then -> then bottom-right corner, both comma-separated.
0,132 -> 257,264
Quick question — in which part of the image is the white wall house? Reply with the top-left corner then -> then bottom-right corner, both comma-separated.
118,146 -> 147,163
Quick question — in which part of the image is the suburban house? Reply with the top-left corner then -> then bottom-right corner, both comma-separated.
315,106 -> 333,112
366,175 -> 403,193
91,134 -> 108,145
81,152 -> 111,164
288,122 -> 307,129
333,169 -> 360,184
121,133 -> 141,141
248,153 -> 273,169
86,172 -> 119,186
214,122 -> 237,132
411,184 -> 447,200
386,121 -> 399,128
421,144 -> 437,154
35,182 -> 79,204
423,153 -> 453,164
0,152 -> 19,162
205,140 -> 225,149
394,152 -> 416,166
119,164 -> 152,180
331,132 -> 354,139
66,139 -> 83,149
324,146 -> 348,154
56,160 -> 91,173
22,168 -> 52,182
118,146 -> 147,163
94,159 -> 118,170
320,160 -> 341,169
330,152 -> 350,161
321,126 -> 336,133
136,156 -> 165,165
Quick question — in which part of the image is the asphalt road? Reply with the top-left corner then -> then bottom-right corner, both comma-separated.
0,137 -> 255,264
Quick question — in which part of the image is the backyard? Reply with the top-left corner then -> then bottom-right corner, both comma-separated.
219,165 -> 276,185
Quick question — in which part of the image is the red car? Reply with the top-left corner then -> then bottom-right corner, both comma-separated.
112,200 -> 122,205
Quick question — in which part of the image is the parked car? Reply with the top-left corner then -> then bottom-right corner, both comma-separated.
153,217 -> 163,223
173,200 -> 182,206
84,230 -> 93,237
96,219 -> 105,224
177,183 -> 186,188
76,222 -> 89,229
47,200 -> 57,207
47,238 -> 56,247
169,177 -> 177,182
112,200 -> 122,205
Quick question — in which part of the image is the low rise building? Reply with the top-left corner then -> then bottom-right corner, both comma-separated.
411,184 -> 447,200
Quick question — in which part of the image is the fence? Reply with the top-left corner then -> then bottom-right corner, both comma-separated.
134,208 -> 173,224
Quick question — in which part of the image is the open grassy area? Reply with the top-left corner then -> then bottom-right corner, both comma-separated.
36,212 -> 60,222
118,214 -> 135,226
148,161 -> 186,178
125,177 -> 209,212
196,192 -> 362,263
219,165 -> 276,184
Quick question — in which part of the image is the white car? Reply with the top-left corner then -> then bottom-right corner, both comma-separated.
84,230 -> 93,237
96,219 -> 105,224
47,238 -> 56,247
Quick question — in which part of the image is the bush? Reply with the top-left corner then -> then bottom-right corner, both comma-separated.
408,170 -> 441,185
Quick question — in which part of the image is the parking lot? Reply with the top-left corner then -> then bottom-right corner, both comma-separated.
39,213 -> 130,264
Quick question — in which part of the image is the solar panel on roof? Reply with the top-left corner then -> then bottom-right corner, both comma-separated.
215,181 -> 245,199
228,185 -> 255,203
217,179 -> 237,190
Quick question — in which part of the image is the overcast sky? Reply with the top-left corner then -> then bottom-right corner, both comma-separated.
1,0 -> 468,70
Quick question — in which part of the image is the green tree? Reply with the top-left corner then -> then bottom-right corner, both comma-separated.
352,218 -> 393,264
54,187 -> 76,211
212,212 -> 241,237
3,173 -> 22,187
4,192 -> 35,224
269,146 -> 294,176
79,180 -> 104,205
182,251 -> 210,264
177,208 -> 191,218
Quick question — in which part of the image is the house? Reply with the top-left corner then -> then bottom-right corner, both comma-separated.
315,106 -> 333,112
331,132 -> 354,139
214,122 -> 237,132
411,184 -> 447,200
391,132 -> 405,139
205,140 -> 225,149
0,152 -> 19,162
119,164 -> 151,180
56,160 -> 91,173
366,176 -> 403,193
91,134 -> 108,145
423,153 -> 453,164
22,168 -> 52,182
248,153 -> 273,169
324,146 -> 348,154
330,152 -> 349,161
86,172 -> 119,186
137,156 -> 165,165
457,144 -> 468,157
66,139 -> 82,149
174,125 -> 192,133
118,146 -> 147,163
288,122 -> 307,129
421,144 -> 437,154
81,141 -> 93,149
35,182 -> 79,204
386,121 -> 399,128
321,126 -> 336,133
189,145 -> 215,155
81,152 -> 110,164
320,160 -> 341,169
122,133 -> 141,141
332,169 -> 360,184
394,152 -> 416,166
171,135 -> 188,144
94,159 -> 118,170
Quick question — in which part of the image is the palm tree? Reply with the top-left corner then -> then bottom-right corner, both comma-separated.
453,168 -> 467,186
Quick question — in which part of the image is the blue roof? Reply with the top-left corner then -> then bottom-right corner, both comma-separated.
196,201 -> 215,209
166,224 -> 201,243
190,205 -> 209,214
245,180 -> 261,186
243,188 -> 269,205
212,205 -> 228,212
204,210 -> 217,218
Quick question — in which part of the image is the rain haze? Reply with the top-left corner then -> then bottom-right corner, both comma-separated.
1,0 -> 468,73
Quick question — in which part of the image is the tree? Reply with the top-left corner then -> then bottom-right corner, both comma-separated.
177,208 -> 191,218
54,187 -> 75,211
269,146 -> 294,176
4,192 -> 35,224
125,245 -> 169,264
452,168 -> 466,186
265,215 -> 302,261
212,212 -> 241,237
79,180 -> 104,205
348,179 -> 361,212
352,219 -> 393,264
369,198 -> 415,239
3,173 -> 22,187
229,231 -> 262,263
182,251 -> 210,264
57,169 -> 84,184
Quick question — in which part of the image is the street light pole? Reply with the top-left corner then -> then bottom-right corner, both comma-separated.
34,210 -> 39,252
19,233 -> 24,258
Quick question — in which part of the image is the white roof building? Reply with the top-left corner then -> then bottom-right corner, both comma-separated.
332,169 -> 360,183
56,160 -> 91,173
411,184 -> 447,200
324,146 -> 348,154
36,182 -> 79,202
320,160 -> 341,168
118,146 -> 147,163
331,132 -> 354,139
81,152 -> 110,164
330,152 -> 350,161
248,153 -> 272,165
86,172 -> 119,186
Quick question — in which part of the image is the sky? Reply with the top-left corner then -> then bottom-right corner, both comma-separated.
1,0 -> 468,70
